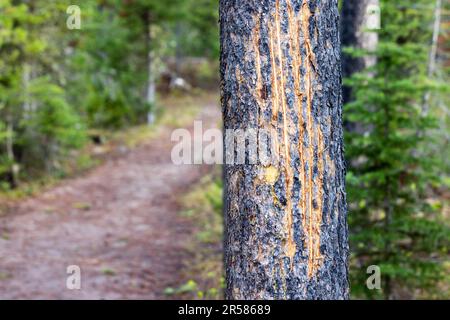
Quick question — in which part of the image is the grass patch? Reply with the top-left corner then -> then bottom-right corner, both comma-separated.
101,267 -> 116,276
175,166 -> 224,300
72,202 -> 92,211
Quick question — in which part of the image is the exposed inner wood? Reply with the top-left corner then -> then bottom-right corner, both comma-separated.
301,1 -> 324,279
252,0 -> 325,278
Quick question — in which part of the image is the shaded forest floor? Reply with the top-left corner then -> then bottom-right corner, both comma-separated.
0,92 -> 220,299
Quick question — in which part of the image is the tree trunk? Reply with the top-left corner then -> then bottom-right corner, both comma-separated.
23,63 -> 31,119
144,11 -> 156,125
221,0 -> 349,300
175,22 -> 183,74
6,115 -> 18,188
341,0 -> 379,105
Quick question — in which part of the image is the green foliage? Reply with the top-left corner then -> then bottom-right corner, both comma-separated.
20,78 -> 86,167
179,170 -> 224,300
65,1 -> 146,128
345,0 -> 450,299
179,0 -> 219,58
0,0 -> 218,187
0,0 -> 86,179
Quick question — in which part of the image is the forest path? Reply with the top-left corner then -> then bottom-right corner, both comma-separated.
0,96 -> 219,299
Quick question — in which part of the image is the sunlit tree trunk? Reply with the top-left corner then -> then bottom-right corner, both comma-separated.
422,0 -> 442,116
221,0 -> 348,300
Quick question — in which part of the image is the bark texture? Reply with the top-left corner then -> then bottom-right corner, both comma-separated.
341,0 -> 379,104
221,0 -> 349,300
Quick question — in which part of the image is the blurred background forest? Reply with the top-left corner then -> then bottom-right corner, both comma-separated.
0,0 -> 449,300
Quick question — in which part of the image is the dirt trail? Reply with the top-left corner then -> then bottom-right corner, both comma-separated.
0,99 -> 219,299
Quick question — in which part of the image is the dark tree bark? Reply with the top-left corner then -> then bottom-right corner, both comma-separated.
221,0 -> 349,299
341,0 -> 378,104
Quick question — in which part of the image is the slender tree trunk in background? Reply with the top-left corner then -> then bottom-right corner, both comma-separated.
422,0 -> 442,117
147,45 -> 156,124
145,11 -> 156,125
6,115 -> 18,188
341,0 -> 379,105
23,63 -> 31,119
175,22 -> 183,74
22,63 -> 37,119
23,0 -> 38,117
221,0 -> 348,300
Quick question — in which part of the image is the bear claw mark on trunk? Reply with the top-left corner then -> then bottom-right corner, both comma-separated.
248,0 -> 326,277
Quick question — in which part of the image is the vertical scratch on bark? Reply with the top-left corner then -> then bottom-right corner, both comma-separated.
252,13 -> 265,128
269,24 -> 279,122
301,2 -> 324,278
287,0 -> 308,264
274,0 -> 296,264
287,0 -> 303,98
310,126 -> 325,277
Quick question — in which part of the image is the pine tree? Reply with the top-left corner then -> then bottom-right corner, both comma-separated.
0,0 -> 85,182
344,0 -> 450,299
